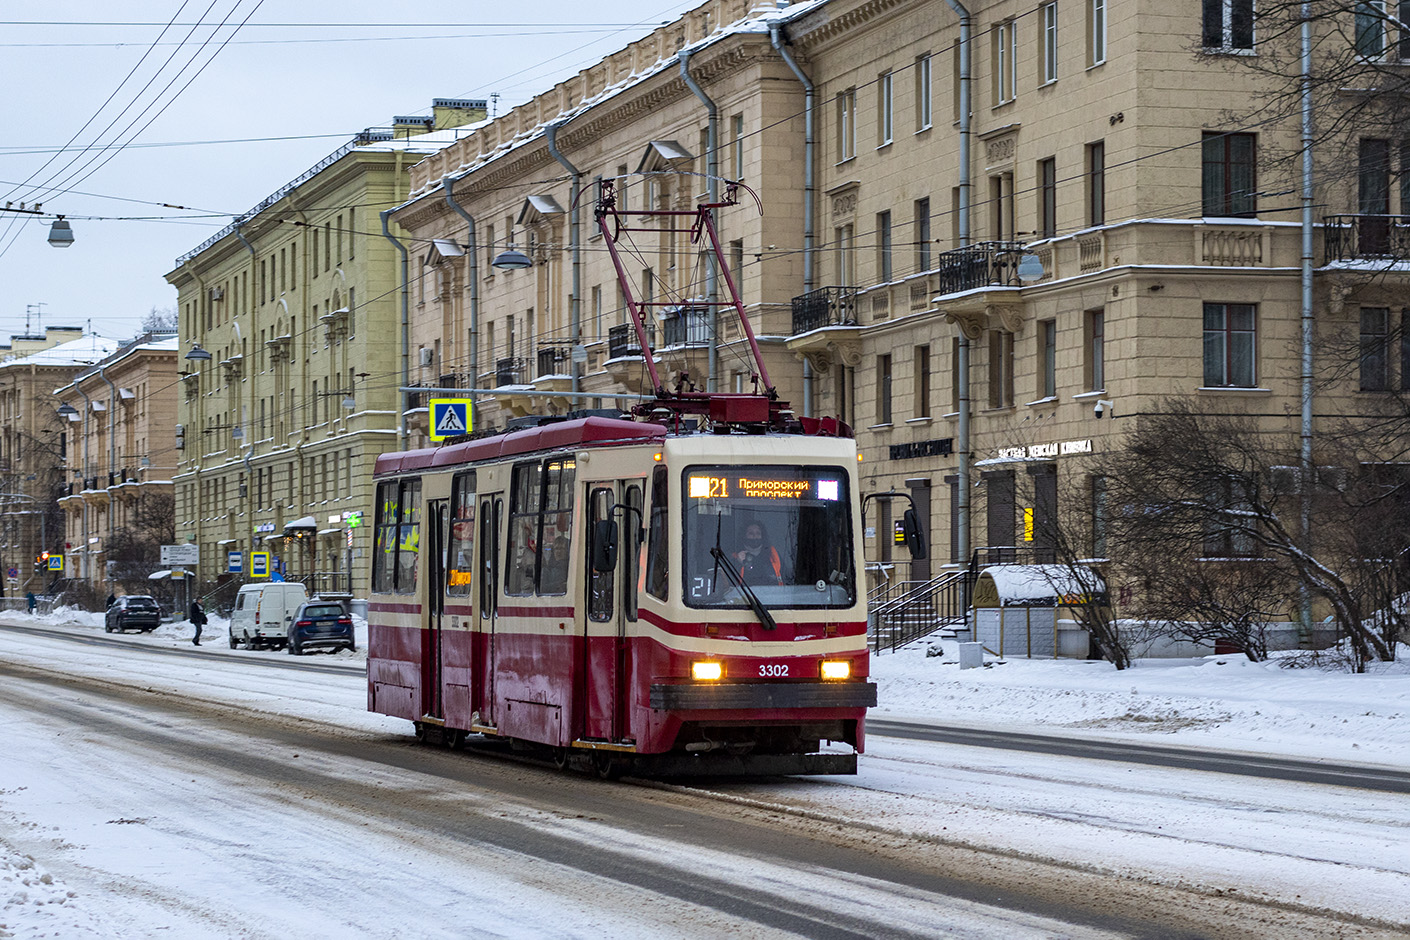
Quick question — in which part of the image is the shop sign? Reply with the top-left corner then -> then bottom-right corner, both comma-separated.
889,438 -> 954,460
996,439 -> 1094,460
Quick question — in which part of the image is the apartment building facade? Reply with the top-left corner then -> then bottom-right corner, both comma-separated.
165,102 -> 486,592
0,332 -> 120,593
54,334 -> 180,591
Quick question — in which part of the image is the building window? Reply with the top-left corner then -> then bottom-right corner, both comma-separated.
1202,132 -> 1258,217
877,71 -> 894,145
1203,0 -> 1254,50
1360,138 -> 1392,252
877,210 -> 893,282
989,173 -> 1015,241
834,224 -> 855,287
1038,157 -> 1057,238
877,354 -> 893,424
952,39 -> 963,122
1086,308 -> 1105,390
914,197 -> 932,271
1088,0 -> 1107,66
915,53 -> 933,130
1203,302 -> 1257,387
995,20 -> 1018,104
1361,306 -> 1391,390
1402,311 -> 1410,391
1090,474 -> 1109,557
951,336 -> 962,413
836,87 -> 856,162
1038,319 -> 1057,398
1203,477 -> 1257,558
1356,1 -> 1387,58
989,330 -> 1015,407
1041,2 -> 1059,83
730,239 -> 745,290
915,345 -> 931,417
731,113 -> 744,178
1086,140 -> 1105,226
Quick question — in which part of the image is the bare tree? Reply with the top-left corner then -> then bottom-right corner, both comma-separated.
140,306 -> 178,332
1108,400 -> 1403,670
105,490 -> 175,594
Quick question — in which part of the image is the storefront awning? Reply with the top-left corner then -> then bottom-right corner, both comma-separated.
283,515 -> 317,531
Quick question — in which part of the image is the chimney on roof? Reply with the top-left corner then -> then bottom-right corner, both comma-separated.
392,115 -> 436,139
432,98 -> 488,130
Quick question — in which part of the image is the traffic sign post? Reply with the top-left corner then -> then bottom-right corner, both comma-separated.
160,544 -> 200,566
429,398 -> 473,441
227,551 -> 243,574
47,556 -> 63,572
249,552 -> 270,578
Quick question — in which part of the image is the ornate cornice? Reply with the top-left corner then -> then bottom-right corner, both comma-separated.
792,0 -> 924,51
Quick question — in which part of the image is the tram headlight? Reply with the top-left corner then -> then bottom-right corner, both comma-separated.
691,661 -> 724,681
820,660 -> 850,680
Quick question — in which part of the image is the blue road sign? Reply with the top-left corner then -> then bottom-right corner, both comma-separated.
250,551 -> 270,578
228,551 -> 242,574
429,398 -> 473,441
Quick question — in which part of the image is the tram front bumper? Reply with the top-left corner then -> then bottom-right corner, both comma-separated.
649,681 -> 877,711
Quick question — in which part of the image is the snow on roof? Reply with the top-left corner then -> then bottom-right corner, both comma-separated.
0,334 -> 121,370
401,0 -> 829,205
974,564 -> 1106,606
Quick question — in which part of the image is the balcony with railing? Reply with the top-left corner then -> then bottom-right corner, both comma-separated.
790,286 -> 858,336
1323,214 -> 1410,263
607,322 -> 655,360
661,305 -> 711,347
494,357 -> 527,387
535,346 -> 569,378
933,240 -> 1025,296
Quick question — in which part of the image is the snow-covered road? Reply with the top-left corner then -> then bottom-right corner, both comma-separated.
1,613 -> 1406,938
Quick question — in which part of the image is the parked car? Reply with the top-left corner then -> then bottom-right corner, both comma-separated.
105,595 -> 162,633
286,599 -> 356,655
228,582 -> 307,650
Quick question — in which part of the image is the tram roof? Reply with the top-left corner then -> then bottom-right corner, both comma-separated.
374,416 -> 667,476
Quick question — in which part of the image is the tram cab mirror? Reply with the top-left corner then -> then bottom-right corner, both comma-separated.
591,519 -> 619,572
901,508 -> 927,560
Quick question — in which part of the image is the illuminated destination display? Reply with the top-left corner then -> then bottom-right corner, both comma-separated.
689,474 -> 842,501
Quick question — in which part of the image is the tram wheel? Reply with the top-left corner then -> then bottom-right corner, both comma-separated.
444,728 -> 465,750
413,722 -> 428,743
551,747 -> 570,771
593,753 -> 621,781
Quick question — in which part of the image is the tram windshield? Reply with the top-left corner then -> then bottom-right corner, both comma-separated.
683,465 -> 856,610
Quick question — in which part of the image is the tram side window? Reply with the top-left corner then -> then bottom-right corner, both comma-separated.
646,465 -> 669,600
625,483 -> 642,621
372,478 -> 422,594
588,486 -> 615,622
505,459 -> 577,597
447,471 -> 476,597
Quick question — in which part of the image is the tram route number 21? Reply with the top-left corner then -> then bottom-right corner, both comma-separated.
759,663 -> 789,677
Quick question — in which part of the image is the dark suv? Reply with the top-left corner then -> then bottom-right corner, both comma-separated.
286,600 -> 355,655
105,595 -> 162,633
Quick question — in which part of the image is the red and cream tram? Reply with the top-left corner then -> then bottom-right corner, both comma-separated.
367,414 -> 875,776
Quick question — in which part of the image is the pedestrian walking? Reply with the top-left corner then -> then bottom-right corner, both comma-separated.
106,593 -> 116,608
189,599 -> 207,646
25,591 -> 36,614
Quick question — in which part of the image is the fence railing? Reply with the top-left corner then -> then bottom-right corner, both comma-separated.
1323,214 -> 1410,261
494,357 -> 527,387
661,306 -> 711,347
867,569 -> 973,653
790,286 -> 858,335
608,322 -> 655,359
536,346 -> 569,377
933,240 -> 1026,297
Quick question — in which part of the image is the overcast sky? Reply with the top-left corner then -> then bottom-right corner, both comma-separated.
0,1 -> 697,342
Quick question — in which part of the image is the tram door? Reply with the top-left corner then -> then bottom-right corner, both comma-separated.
477,494 -> 503,725
422,499 -> 449,719
584,482 -> 642,741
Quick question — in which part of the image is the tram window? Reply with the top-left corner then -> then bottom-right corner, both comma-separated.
625,483 -> 643,621
479,499 -> 495,619
682,465 -> 856,610
587,487 -> 615,622
372,477 -> 422,594
646,466 -> 669,600
447,471 -> 476,596
505,459 -> 577,597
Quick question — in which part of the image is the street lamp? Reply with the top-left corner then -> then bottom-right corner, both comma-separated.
56,402 -> 78,419
185,344 -> 212,361
491,245 -> 533,270
47,217 -> 74,248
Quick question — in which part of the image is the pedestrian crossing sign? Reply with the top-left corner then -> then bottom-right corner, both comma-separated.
430,398 -> 473,441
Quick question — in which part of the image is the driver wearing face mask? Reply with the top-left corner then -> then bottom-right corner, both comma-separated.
733,521 -> 784,585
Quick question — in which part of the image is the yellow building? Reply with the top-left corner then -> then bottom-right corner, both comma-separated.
165,101 -> 486,593
54,333 -> 180,593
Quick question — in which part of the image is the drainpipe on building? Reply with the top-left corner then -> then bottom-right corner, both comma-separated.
770,24 -> 816,416
96,367 -> 118,581
544,122 -> 582,398
945,0 -> 974,564
1298,1 -> 1315,647
442,179 -> 481,427
72,383 -> 92,584
380,209 -> 410,451
679,48 -> 721,394
234,222 -> 256,257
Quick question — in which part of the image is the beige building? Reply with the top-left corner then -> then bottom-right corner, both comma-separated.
166,101 -> 486,593
53,333 -> 180,591
0,328 -> 108,594
389,0 -> 1402,611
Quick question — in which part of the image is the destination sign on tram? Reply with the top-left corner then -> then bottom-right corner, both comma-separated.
688,473 -> 841,501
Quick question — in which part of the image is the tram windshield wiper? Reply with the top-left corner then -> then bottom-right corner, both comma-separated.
709,545 -> 777,631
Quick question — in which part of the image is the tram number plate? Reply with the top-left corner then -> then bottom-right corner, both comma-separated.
759,663 -> 789,677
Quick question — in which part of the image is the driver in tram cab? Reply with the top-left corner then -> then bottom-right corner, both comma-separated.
733,520 -> 786,585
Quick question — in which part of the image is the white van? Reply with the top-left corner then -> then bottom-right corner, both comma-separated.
229,582 -> 308,650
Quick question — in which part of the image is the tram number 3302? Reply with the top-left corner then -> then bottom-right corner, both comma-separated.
759,663 -> 789,677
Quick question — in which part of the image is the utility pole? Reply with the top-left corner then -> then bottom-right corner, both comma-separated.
25,303 -> 45,334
